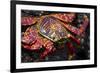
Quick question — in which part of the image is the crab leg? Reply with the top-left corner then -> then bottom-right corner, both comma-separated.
79,15 -> 89,33
67,34 -> 80,45
66,42 -> 75,60
61,16 -> 89,36
63,23 -> 81,36
40,39 -> 56,59
21,16 -> 37,26
51,13 -> 75,23
51,13 -> 89,36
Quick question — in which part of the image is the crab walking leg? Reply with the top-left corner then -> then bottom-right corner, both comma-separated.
67,34 -> 80,45
21,16 -> 37,26
63,24 -> 81,36
40,47 -> 55,59
79,15 -> 89,33
40,39 -> 56,59
51,13 -> 76,23
51,13 -> 89,36
61,16 -> 89,36
21,27 -> 38,45
66,42 -> 76,60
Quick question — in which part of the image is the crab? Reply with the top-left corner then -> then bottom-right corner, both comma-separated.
21,12 -> 89,61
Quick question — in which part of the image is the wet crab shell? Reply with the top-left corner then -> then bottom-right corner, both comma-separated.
38,16 -> 69,42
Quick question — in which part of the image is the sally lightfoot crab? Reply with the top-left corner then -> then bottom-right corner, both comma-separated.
21,10 -> 90,62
